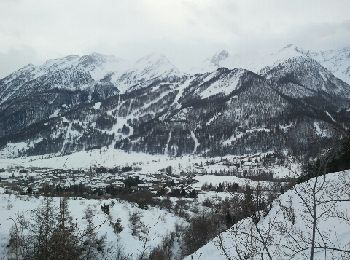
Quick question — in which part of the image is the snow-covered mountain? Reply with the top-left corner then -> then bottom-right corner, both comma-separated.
0,53 -> 126,105
110,53 -> 183,93
308,47 -> 350,85
0,46 -> 350,159
247,44 -> 350,86
191,50 -> 237,73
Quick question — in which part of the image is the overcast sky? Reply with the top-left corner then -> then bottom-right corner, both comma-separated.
0,0 -> 349,77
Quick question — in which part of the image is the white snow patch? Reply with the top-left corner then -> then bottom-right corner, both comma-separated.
190,131 -> 200,154
93,102 -> 101,109
199,70 -> 243,99
49,109 -> 60,118
325,111 -> 336,122
173,78 -> 192,108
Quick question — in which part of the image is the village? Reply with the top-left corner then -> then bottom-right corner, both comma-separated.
0,165 -> 200,198
0,151 -> 295,200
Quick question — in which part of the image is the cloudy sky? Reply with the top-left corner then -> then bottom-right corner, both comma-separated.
0,0 -> 349,77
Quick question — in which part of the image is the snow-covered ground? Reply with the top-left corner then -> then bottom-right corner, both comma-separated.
0,148 -> 196,173
192,175 -> 270,189
186,170 -> 350,260
0,193 -> 185,260
0,148 -> 299,177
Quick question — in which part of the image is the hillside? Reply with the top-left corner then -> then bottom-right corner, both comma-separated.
186,170 -> 350,260
1,46 -> 350,160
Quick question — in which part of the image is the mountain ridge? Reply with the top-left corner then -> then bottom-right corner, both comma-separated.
0,46 -> 349,160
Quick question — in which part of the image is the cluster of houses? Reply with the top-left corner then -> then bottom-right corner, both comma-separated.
0,152 -> 287,197
193,154 -> 276,180
0,167 -> 200,198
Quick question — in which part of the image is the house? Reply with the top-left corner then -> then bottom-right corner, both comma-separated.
111,181 -> 125,188
137,183 -> 152,191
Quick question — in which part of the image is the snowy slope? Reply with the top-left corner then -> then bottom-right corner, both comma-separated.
190,45 -> 307,74
259,45 -> 350,98
252,44 -> 307,72
251,44 -> 350,86
0,194 -> 185,259
186,170 -> 350,260
308,48 -> 350,85
111,53 -> 183,93
195,45 -> 350,87
1,46 -> 350,159
191,50 -> 232,73
0,53 -> 127,104
0,52 -> 182,105
196,69 -> 245,99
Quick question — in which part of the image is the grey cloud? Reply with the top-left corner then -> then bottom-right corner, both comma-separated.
0,47 -> 41,78
0,0 -> 349,76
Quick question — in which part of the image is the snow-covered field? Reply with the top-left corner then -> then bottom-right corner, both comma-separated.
186,170 -> 350,260
0,148 -> 201,173
0,147 -> 300,178
0,193 -> 185,260
192,175 -> 271,189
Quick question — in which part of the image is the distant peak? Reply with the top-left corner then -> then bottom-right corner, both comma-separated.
135,53 -> 177,70
137,52 -> 169,63
16,64 -> 35,73
216,49 -> 230,57
283,43 -> 295,49
210,50 -> 230,66
88,52 -> 118,61
278,44 -> 306,54
23,63 -> 35,68
89,52 -> 104,57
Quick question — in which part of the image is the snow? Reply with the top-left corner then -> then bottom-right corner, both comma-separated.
0,138 -> 43,158
190,131 -> 200,154
198,69 -> 244,99
0,194 -> 185,259
313,121 -> 331,138
0,148 -> 201,175
88,54 -> 127,81
173,77 -> 192,108
49,109 -> 60,118
93,102 -> 102,109
222,133 -> 243,145
192,175 -> 270,189
191,50 -> 231,74
111,53 -> 183,93
325,111 -> 336,122
269,163 -> 300,178
222,128 -> 270,146
192,45 -> 350,86
206,112 -> 222,126
0,148 -> 299,184
164,131 -> 172,155
231,44 -> 308,73
308,47 -> 350,85
133,53 -> 181,78
187,170 -> 350,260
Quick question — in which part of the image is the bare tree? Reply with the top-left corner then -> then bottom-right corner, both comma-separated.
8,197 -> 106,260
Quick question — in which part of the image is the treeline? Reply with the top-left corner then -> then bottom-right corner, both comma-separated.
149,184 -> 280,259
299,131 -> 350,183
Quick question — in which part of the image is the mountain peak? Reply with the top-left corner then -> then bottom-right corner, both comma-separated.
277,44 -> 305,56
133,52 -> 180,74
210,50 -> 230,66
136,52 -> 171,65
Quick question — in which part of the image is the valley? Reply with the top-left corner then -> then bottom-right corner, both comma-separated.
0,44 -> 349,259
